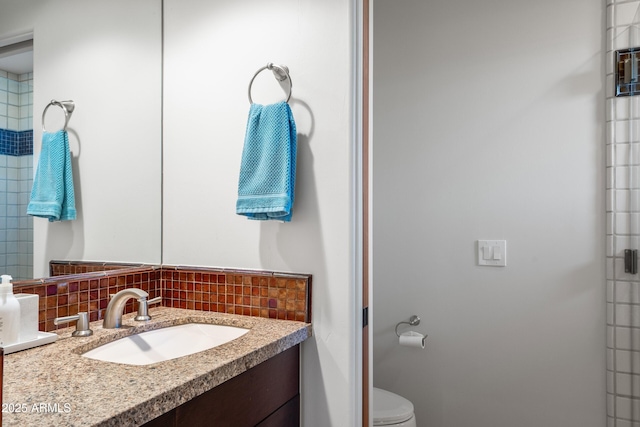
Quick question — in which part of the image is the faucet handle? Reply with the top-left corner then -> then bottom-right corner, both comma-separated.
134,296 -> 162,322
53,312 -> 93,337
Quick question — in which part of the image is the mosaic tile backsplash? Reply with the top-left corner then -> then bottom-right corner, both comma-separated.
14,262 -> 311,332
49,261 -> 149,277
162,266 -> 311,322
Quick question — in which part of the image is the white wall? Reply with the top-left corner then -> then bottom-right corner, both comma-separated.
162,0 -> 359,425
372,1 -> 605,426
0,1 -> 36,44
3,0 -> 360,424
28,0 -> 163,276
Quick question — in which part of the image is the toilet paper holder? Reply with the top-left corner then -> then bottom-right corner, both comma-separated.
395,315 -> 421,337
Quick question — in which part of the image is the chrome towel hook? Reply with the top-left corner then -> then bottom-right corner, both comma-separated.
395,315 -> 421,337
247,62 -> 292,104
42,100 -> 75,132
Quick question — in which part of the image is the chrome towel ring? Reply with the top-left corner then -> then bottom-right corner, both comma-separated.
247,62 -> 292,104
42,100 -> 75,132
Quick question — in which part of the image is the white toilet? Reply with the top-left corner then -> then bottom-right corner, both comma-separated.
373,387 -> 417,427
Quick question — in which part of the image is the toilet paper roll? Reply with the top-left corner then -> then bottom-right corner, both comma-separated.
399,331 -> 426,349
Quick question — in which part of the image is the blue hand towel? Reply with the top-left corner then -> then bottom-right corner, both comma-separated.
27,130 -> 76,222
236,102 -> 297,221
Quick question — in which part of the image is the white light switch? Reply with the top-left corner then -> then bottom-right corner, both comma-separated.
482,246 -> 493,260
477,240 -> 507,266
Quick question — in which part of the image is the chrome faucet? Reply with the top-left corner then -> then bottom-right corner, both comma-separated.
103,288 -> 149,329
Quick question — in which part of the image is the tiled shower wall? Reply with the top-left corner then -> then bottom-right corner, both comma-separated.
607,1 -> 640,425
0,70 -> 33,280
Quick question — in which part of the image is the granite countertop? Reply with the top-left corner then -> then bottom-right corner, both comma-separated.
2,307 -> 311,427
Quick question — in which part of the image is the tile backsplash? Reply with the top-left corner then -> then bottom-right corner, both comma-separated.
162,265 -> 310,322
15,266 -> 161,332
49,260 -> 149,276
15,261 -> 311,332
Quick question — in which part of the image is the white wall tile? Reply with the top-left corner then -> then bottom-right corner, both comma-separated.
608,256 -> 616,280
617,395 -> 640,421
615,144 -> 632,165
616,166 -> 640,188
609,325 -> 616,349
616,190 -> 640,211
609,189 -> 615,211
609,147 -> 616,174
617,372 -> 640,397
615,304 -> 640,327
607,350 -> 613,373
609,235 -> 615,257
608,74 -> 616,98
616,121 -> 640,144
609,98 -> 616,121
8,93 -> 18,108
615,258 -> 640,280
6,80 -> 17,94
616,327 -> 640,350
609,4 -> 616,29
608,167 -> 615,189
616,3 -> 640,27
617,97 -> 629,120
617,349 -> 640,373
617,419 -> 640,427
615,213 -> 640,234
6,254 -> 16,266
608,122 -> 616,147
608,50 -> 616,76
609,27 -> 616,51
617,282 -> 640,303
615,236 -> 640,256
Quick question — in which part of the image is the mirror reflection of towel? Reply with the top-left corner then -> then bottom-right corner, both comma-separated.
26,130 -> 76,222
236,102 -> 297,222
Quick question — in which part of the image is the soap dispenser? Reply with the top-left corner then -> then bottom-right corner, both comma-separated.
0,275 -> 20,346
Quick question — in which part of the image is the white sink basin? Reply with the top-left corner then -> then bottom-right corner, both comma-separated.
82,323 -> 249,365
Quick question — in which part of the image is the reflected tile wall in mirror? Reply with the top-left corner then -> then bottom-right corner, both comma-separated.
0,71 -> 33,280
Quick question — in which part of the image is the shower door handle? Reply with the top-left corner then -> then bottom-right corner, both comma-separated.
625,249 -> 638,275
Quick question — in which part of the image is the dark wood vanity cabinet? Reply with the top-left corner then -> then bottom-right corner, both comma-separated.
143,345 -> 300,427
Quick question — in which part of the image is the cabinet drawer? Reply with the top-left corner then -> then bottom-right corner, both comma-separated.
144,345 -> 300,427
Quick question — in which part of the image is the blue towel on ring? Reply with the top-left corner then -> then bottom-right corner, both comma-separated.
236,102 -> 297,221
27,130 -> 76,221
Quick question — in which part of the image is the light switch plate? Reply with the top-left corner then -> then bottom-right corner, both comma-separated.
477,240 -> 507,266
